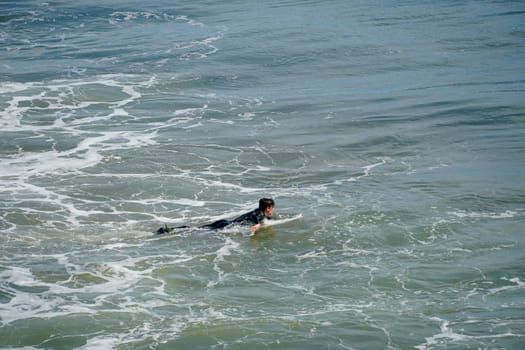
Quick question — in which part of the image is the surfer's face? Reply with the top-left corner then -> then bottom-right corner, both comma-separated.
264,206 -> 274,217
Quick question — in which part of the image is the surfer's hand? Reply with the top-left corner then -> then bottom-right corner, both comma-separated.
250,224 -> 261,233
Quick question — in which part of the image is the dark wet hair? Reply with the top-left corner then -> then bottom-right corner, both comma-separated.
259,198 -> 275,211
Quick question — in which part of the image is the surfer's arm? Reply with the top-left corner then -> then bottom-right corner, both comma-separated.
249,213 -> 278,233
250,223 -> 261,233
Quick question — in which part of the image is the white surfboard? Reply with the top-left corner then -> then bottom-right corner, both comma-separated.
262,213 -> 303,227
240,214 -> 303,237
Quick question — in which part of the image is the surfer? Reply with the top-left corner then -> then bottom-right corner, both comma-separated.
156,198 -> 276,234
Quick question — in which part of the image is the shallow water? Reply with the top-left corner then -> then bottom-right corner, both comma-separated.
1,0 -> 525,349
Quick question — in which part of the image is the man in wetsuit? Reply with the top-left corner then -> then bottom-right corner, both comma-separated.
200,198 -> 276,233
156,198 -> 276,234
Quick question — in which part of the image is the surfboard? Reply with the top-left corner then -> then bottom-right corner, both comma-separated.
237,214 -> 303,237
262,213 -> 303,227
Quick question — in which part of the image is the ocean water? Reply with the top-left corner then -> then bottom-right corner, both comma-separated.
1,0 -> 524,349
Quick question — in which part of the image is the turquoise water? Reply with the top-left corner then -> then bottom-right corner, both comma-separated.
1,1 -> 524,349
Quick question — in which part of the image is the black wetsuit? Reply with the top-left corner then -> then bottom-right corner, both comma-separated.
156,208 -> 269,234
200,208 -> 268,230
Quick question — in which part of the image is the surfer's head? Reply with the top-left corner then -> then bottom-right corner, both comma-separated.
259,198 -> 275,217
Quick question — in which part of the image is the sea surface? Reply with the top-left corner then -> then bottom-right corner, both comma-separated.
1,1 -> 524,349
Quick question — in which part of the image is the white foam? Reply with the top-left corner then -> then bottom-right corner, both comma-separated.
1,130 -> 157,179
0,266 -> 37,287
102,242 -> 145,250
176,32 -> 224,60
76,336 -> 122,350
0,75 -> 149,131
108,11 -> 204,25
334,158 -> 389,184
238,112 -> 256,120
131,198 -> 205,207
0,75 -> 159,212
173,105 -> 208,117
215,237 -> 240,262
176,15 -> 206,27
108,11 -> 172,24
296,249 -> 327,261
362,159 -> 387,175
0,81 -> 33,94
0,266 -> 68,324
415,317 -> 521,350
449,210 -> 518,219
207,237 -> 241,288
0,250 -> 196,326
488,277 -> 525,295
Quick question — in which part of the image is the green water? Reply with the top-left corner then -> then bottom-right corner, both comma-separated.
1,0 -> 524,349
